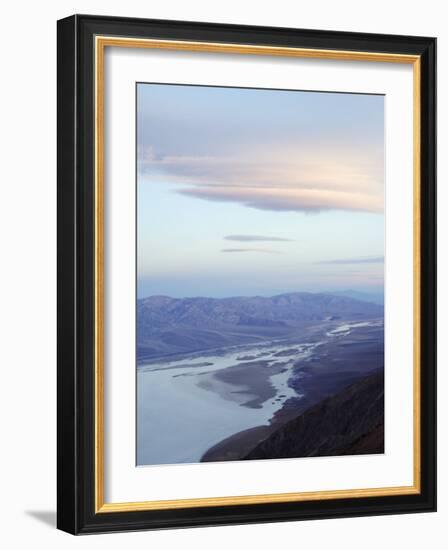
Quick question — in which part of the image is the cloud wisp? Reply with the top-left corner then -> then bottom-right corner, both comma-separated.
224,234 -> 293,242
178,184 -> 382,214
316,256 -> 384,265
137,85 -> 384,216
139,148 -> 384,214
221,248 -> 281,254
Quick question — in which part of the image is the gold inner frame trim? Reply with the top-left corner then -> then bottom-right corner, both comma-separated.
94,35 -> 421,514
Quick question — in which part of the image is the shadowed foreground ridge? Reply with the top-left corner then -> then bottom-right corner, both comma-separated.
243,370 -> 384,460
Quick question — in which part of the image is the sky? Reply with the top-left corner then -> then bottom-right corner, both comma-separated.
137,83 -> 384,299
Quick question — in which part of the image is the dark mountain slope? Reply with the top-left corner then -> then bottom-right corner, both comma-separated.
243,370 -> 384,460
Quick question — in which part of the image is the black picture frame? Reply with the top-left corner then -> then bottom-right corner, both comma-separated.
57,14 -> 436,534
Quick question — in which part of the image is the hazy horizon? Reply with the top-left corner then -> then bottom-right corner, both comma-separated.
137,83 -> 384,299
137,286 -> 385,301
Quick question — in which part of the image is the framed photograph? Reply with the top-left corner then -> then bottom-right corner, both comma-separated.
57,14 -> 436,534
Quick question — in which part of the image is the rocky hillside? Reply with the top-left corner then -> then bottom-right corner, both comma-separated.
243,370 -> 384,460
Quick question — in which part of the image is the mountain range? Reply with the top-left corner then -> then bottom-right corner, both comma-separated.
328,289 -> 384,305
137,292 -> 383,362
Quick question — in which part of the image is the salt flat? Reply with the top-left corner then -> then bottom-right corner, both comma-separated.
137,320 -> 381,466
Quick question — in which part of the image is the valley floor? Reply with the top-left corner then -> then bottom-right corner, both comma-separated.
137,318 -> 384,466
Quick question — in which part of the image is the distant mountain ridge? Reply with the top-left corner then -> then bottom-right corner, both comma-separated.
137,292 -> 383,362
328,289 -> 384,305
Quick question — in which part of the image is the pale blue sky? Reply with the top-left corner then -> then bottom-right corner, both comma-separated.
137,83 -> 384,299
